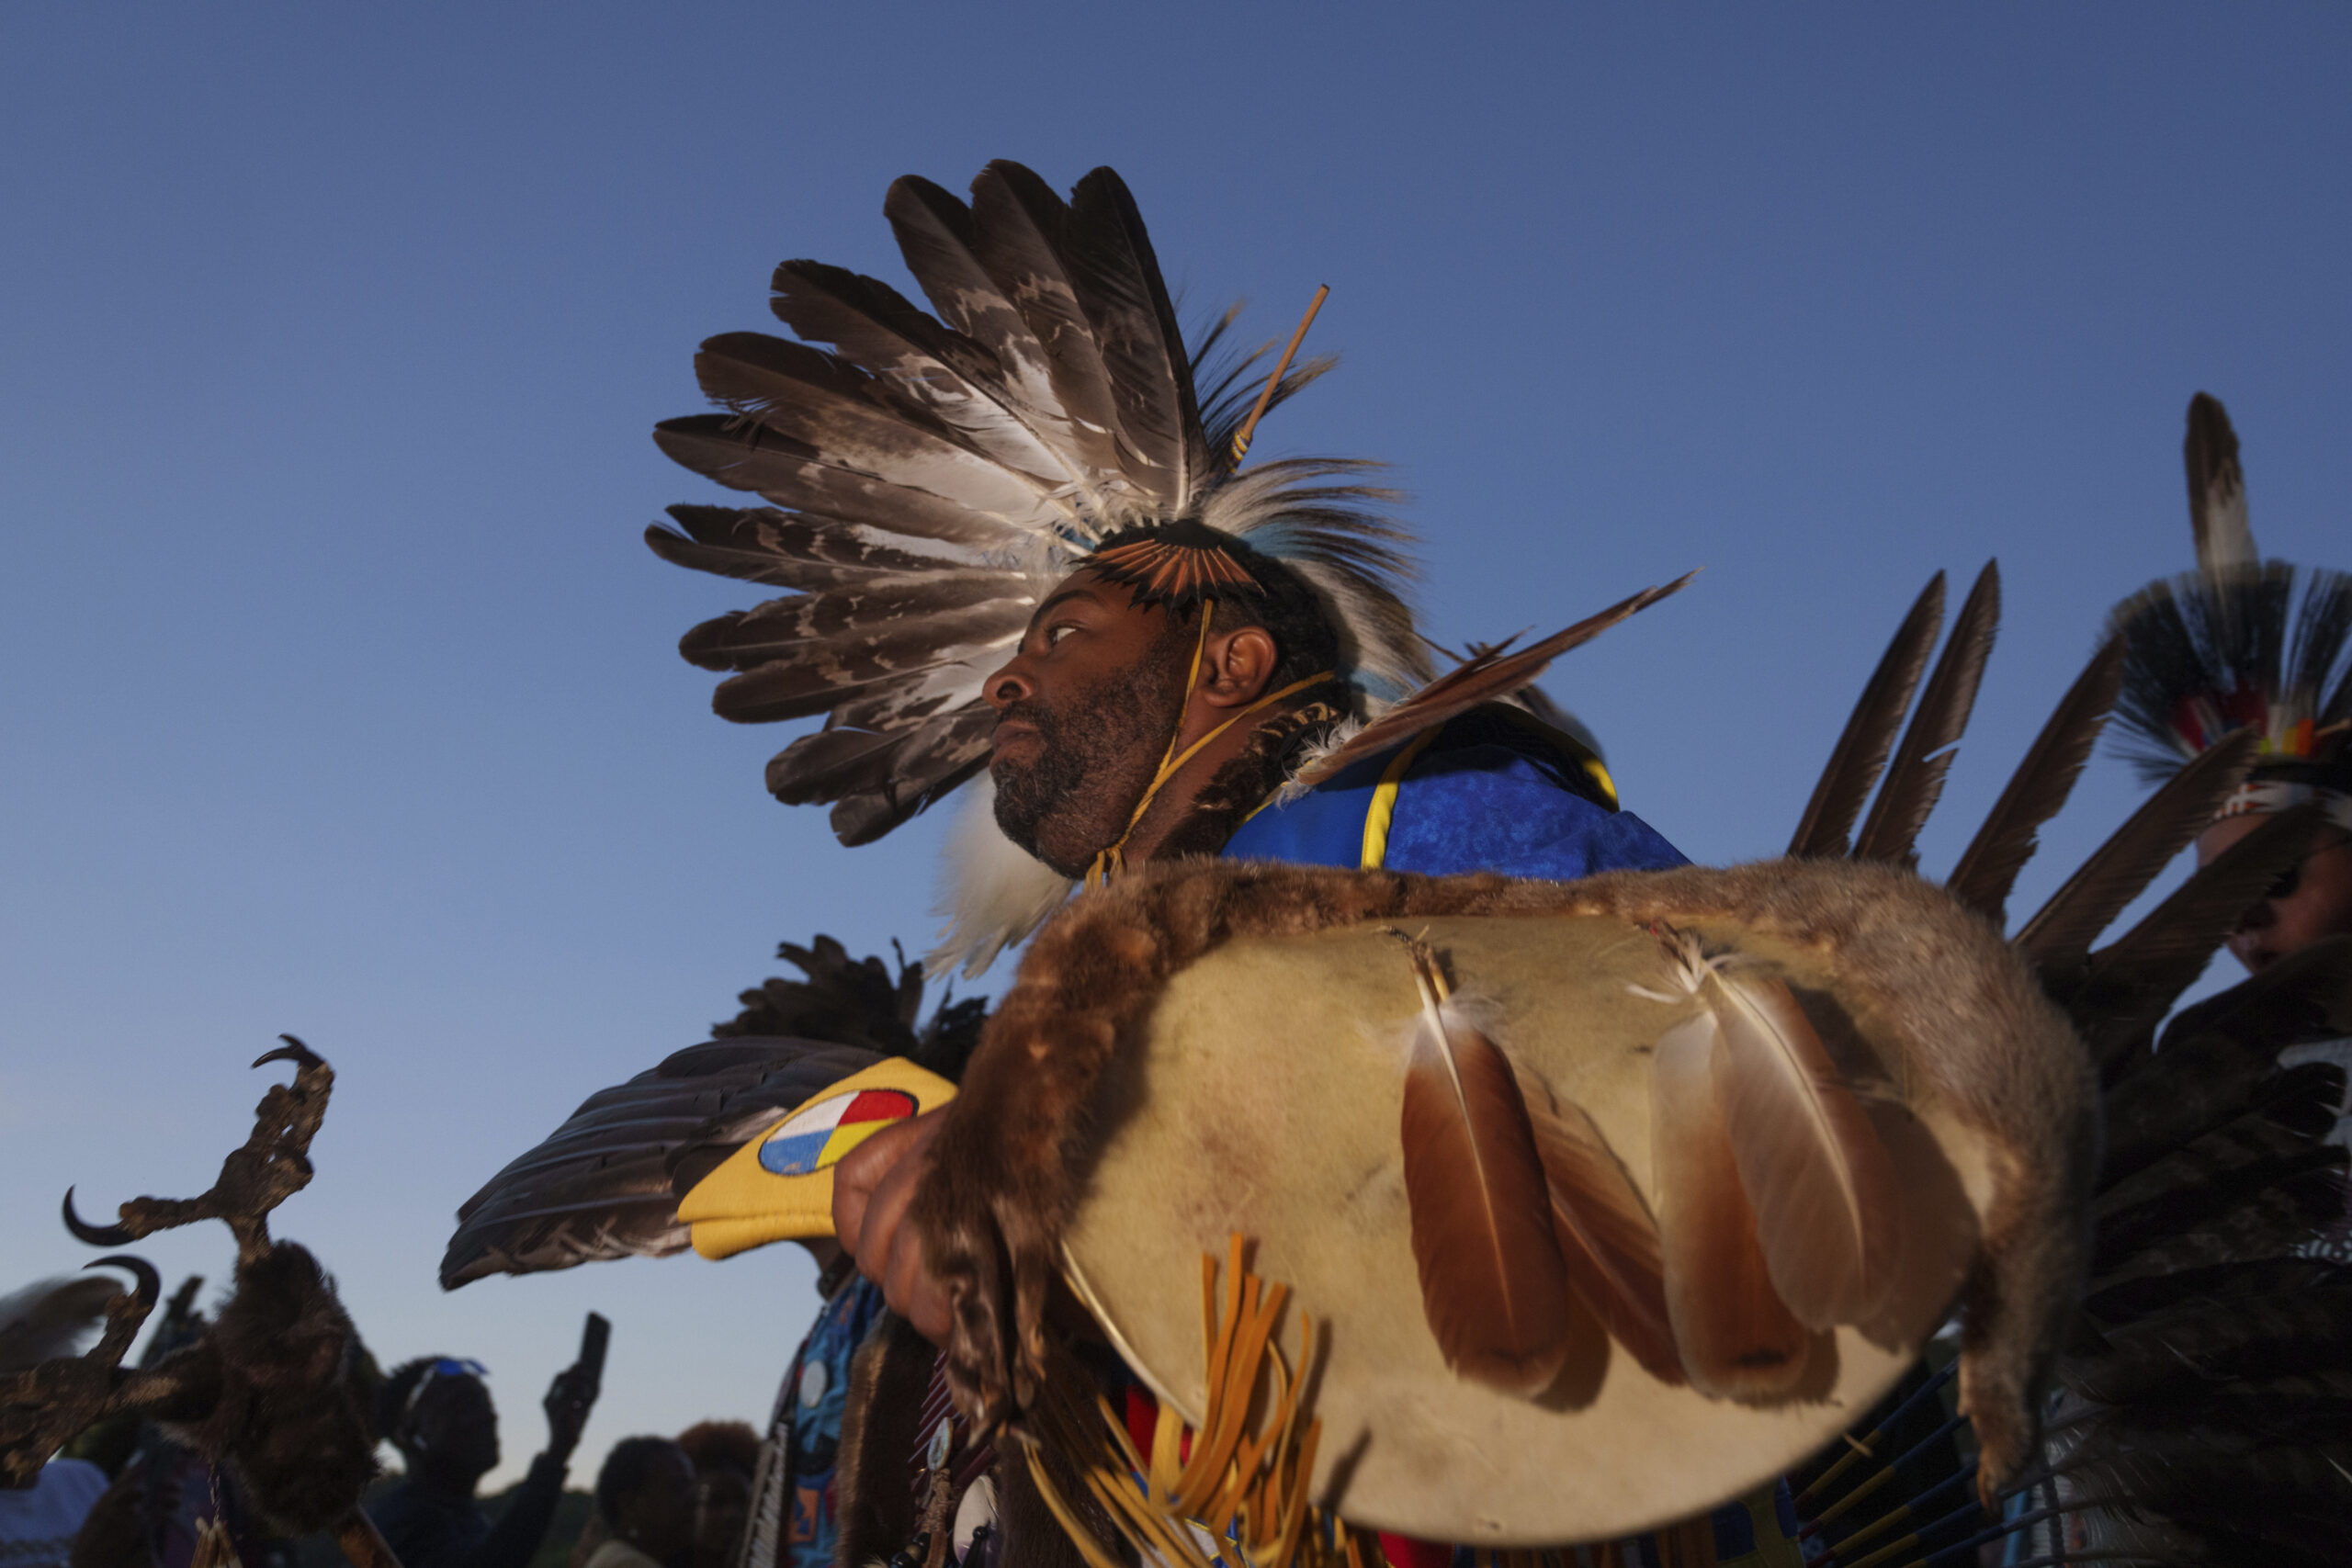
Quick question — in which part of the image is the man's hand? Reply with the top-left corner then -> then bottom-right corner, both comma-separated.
542,1362 -> 597,1461
831,1111 -> 954,1344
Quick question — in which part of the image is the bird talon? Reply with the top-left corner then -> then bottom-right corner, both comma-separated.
62,1188 -> 137,1247
252,1035 -> 324,1073
81,1256 -> 161,1314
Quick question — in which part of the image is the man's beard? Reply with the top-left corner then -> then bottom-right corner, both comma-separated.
991,649 -> 1189,876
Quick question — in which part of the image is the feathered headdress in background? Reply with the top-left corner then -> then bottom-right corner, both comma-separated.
2103,392 -> 2352,829
647,161 -> 1434,972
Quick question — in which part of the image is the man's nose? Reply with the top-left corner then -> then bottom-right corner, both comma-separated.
2233,897 -> 2278,935
985,656 -> 1034,712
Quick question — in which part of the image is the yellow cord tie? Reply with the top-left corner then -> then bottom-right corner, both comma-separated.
1086,600 -> 1336,887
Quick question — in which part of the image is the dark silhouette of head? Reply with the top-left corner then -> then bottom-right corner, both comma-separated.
674,1421 -> 759,1568
379,1356 -> 497,1495
596,1436 -> 697,1564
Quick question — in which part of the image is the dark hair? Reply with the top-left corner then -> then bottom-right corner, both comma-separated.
1086,522 -> 1342,696
673,1420 -> 760,1480
597,1436 -> 687,1522
376,1355 -> 460,1450
1205,547 -> 1341,692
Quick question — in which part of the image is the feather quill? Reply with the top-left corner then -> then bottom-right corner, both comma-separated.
1508,1059 -> 1681,1383
2186,391 -> 2256,578
1945,638 -> 2123,923
1788,572 -> 1946,858
1292,574 -> 1695,789
1851,562 -> 2000,865
1647,1009 -> 1811,1398
1396,939 -> 1572,1395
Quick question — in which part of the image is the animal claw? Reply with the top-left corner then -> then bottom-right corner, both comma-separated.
62,1187 -> 136,1247
253,1035 -> 323,1072
83,1255 -> 161,1313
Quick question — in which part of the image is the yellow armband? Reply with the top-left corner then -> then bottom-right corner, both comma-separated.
675,1056 -> 957,1259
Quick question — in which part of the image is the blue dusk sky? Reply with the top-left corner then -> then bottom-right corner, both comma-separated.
2,6 -> 2347,1490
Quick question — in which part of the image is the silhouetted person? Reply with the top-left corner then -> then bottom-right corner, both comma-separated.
584,1440 -> 695,1568
672,1425 -> 755,1568
368,1358 -> 595,1568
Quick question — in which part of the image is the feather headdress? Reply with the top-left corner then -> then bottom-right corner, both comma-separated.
2102,393 -> 2352,827
649,161 -> 1433,972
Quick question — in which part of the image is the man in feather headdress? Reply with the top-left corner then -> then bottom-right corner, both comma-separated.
2106,390 -> 2352,1264
640,161 -> 1791,1565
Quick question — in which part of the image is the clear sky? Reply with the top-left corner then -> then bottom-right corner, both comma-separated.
3,4 -> 2347,1494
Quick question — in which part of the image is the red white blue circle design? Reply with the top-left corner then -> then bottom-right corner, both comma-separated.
757,1088 -> 918,1177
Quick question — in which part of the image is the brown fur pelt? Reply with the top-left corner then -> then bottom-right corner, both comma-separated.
833,1314 -> 932,1568
143,1244 -> 378,1536
906,856 -> 2096,1493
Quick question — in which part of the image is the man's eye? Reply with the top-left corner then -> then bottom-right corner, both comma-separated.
1046,623 -> 1078,647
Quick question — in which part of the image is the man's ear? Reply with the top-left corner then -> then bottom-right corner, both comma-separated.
1197,624 -> 1279,708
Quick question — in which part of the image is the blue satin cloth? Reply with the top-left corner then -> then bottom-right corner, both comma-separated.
1221,705 -> 1688,877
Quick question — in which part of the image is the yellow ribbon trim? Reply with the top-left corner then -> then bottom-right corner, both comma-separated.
1357,729 -> 1441,870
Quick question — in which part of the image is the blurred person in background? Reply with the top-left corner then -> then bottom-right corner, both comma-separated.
367,1358 -> 596,1568
671,1425 -> 755,1568
583,1440 -> 695,1568
2107,390 -> 2352,1264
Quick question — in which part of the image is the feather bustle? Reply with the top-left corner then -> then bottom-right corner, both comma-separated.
1396,944 -> 1572,1394
1851,561 -> 2000,866
1945,638 -> 2123,923
1787,573 -> 1945,858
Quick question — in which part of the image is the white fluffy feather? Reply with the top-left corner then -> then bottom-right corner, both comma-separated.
927,774 -> 1077,978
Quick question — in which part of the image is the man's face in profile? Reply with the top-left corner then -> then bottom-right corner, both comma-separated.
983,570 -> 1192,875
2198,813 -> 2352,973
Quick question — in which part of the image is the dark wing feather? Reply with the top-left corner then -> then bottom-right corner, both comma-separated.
1788,573 -> 1946,857
652,417 -> 1018,547
766,710 -> 993,806
0,1277 -> 121,1375
967,164 -> 1129,496
2010,728 -> 2259,976
679,574 -> 1026,673
1290,574 -> 1696,789
644,505 -> 958,592
770,712 -> 993,845
2027,917 -> 2352,1556
883,174 -> 1073,446
767,259 -> 1077,489
439,1038 -> 882,1288
1061,168 -> 1211,507
2103,934 -> 2352,1176
1945,639 -> 2122,923
694,333 -> 1057,535
2186,390 -> 2256,577
1851,562 -> 2000,865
